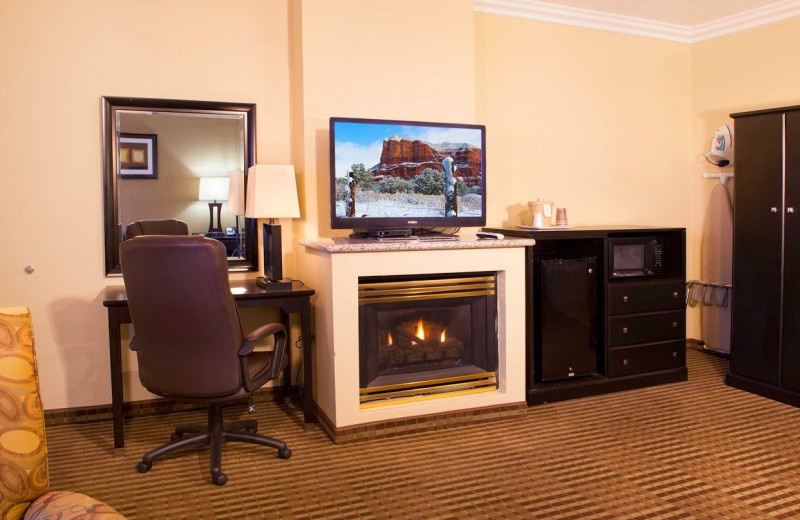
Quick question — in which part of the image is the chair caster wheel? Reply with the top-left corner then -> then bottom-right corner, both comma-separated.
212,472 -> 228,486
244,426 -> 257,434
279,447 -> 292,460
137,461 -> 152,473
170,433 -> 182,442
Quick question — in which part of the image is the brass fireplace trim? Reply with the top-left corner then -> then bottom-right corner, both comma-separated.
360,372 -> 497,407
358,275 -> 496,304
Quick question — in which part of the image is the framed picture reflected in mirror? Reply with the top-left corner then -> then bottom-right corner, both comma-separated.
119,133 -> 158,179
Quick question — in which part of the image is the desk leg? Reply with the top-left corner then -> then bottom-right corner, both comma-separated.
301,296 -> 315,426
280,309 -> 291,399
108,309 -> 125,449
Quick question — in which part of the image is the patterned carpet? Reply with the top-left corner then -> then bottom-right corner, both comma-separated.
46,347 -> 800,519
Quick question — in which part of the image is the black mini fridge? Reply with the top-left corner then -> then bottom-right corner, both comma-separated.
534,256 -> 598,382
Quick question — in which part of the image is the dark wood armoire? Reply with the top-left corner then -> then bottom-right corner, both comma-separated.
727,105 -> 800,405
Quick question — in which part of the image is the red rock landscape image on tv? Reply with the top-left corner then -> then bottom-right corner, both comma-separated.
331,118 -> 485,226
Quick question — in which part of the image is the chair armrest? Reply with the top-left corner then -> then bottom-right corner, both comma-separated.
239,323 -> 288,391
24,490 -> 128,520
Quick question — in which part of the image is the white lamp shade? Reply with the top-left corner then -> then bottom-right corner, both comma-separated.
245,165 -> 300,219
198,177 -> 229,201
226,170 -> 245,215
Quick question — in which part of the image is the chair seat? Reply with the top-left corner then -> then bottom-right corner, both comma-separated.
156,350 -> 286,404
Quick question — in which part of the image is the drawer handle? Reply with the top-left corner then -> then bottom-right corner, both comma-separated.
672,351 -> 678,358
672,291 -> 679,298
622,296 -> 629,303
622,327 -> 629,334
672,322 -> 678,328
622,359 -> 628,366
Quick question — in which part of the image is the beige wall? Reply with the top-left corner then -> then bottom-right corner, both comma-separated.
3,0 -> 800,410
475,14 -> 692,230
0,0 -> 292,408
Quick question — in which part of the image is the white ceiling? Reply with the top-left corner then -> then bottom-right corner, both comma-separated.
474,0 -> 800,41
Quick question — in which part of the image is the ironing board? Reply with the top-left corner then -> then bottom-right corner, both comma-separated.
701,182 -> 733,354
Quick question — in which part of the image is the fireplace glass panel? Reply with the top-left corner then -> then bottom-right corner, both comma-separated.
376,304 -> 472,376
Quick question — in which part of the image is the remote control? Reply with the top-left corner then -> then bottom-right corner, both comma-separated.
476,231 -> 504,239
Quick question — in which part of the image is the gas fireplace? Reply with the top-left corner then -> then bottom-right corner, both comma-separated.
358,273 -> 498,406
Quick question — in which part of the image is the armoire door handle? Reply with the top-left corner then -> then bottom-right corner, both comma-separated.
789,207 -> 796,214
771,207 -> 779,213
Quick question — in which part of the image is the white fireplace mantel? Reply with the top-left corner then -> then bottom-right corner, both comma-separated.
299,236 -> 535,431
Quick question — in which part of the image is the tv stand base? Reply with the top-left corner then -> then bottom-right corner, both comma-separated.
350,229 -> 459,242
351,229 -> 414,239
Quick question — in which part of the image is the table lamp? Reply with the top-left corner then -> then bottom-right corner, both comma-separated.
227,170 -> 245,257
245,165 -> 300,290
198,177 -> 229,233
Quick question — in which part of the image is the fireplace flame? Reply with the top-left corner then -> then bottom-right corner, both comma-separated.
415,318 -> 425,341
387,332 -> 393,346
440,328 -> 446,343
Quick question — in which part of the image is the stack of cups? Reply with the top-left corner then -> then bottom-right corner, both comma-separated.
556,207 -> 568,226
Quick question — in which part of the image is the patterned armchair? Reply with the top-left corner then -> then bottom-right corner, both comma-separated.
0,307 -> 126,520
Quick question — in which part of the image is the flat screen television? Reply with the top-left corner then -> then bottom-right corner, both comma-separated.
330,117 -> 486,238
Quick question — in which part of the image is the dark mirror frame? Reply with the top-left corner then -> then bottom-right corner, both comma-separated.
102,96 -> 258,276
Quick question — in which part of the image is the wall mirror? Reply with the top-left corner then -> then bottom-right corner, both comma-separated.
102,96 -> 257,275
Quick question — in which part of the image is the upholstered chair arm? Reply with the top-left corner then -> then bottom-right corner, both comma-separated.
24,491 -> 128,520
239,323 -> 288,392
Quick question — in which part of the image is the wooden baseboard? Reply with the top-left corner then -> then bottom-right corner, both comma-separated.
44,386 -> 283,427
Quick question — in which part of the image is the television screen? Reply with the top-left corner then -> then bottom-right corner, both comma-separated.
330,117 -> 486,233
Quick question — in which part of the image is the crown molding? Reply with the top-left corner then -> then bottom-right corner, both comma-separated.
691,0 -> 800,41
473,0 -> 800,43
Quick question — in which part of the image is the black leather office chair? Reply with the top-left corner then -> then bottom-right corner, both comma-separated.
119,235 -> 291,486
123,219 -> 189,240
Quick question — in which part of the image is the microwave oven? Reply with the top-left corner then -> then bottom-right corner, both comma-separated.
609,237 -> 664,278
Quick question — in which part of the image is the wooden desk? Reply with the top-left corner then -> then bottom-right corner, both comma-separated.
102,280 -> 315,449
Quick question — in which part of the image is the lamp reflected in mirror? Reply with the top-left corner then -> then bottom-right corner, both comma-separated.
198,177 -> 229,233
245,165 -> 300,290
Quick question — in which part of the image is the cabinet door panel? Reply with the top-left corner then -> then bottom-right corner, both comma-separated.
782,111 -> 800,390
731,113 -> 783,384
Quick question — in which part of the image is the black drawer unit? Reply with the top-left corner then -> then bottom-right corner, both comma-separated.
607,277 -> 685,379
609,310 -> 684,346
608,280 -> 685,315
484,225 -> 688,405
608,340 -> 686,377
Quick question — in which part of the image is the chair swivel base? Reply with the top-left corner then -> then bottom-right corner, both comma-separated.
136,403 -> 291,486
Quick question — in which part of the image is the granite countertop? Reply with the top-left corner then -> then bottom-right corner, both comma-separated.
300,234 -> 536,253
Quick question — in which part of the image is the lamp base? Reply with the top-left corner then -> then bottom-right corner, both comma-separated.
256,277 -> 293,291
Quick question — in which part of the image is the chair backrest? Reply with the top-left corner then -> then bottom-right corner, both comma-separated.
119,236 -> 244,398
123,219 -> 189,241
0,307 -> 49,520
